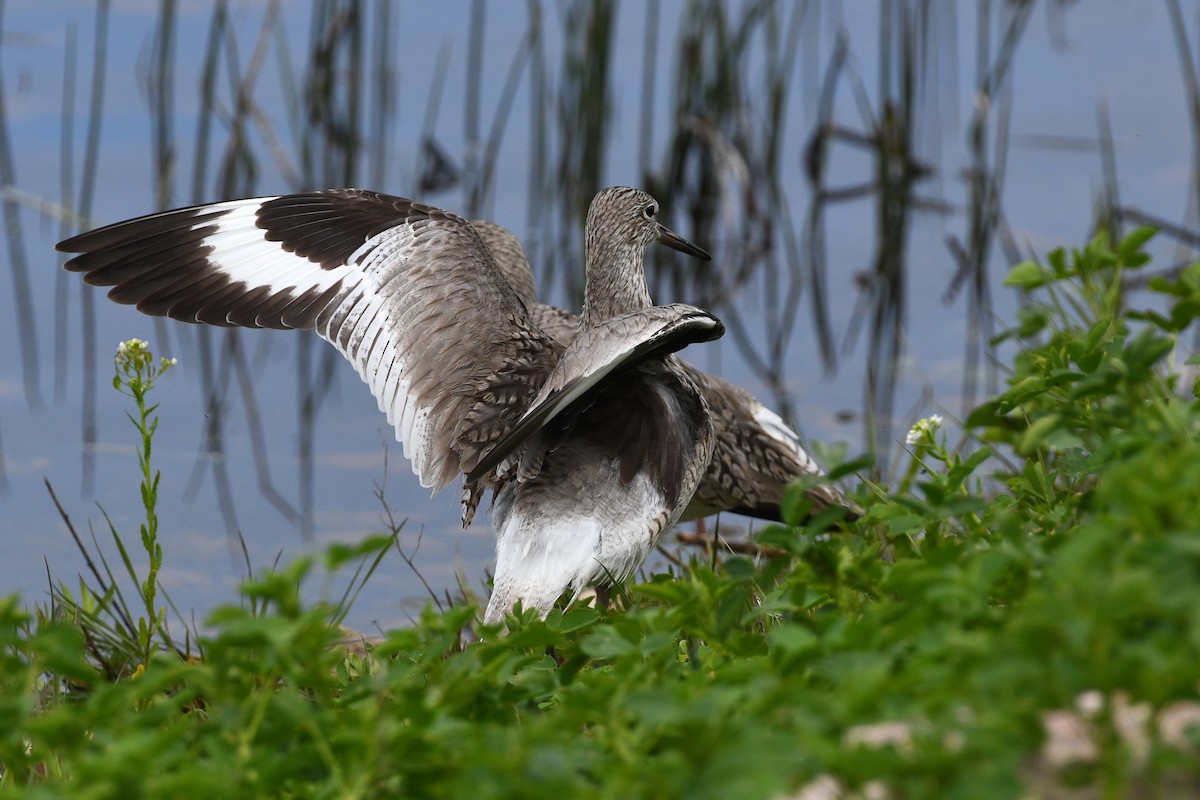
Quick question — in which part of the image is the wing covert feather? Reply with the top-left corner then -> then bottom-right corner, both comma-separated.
466,303 -> 723,482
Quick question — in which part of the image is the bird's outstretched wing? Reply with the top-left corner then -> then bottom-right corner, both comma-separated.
59,189 -> 563,492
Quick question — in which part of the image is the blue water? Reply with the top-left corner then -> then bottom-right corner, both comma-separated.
0,2 -> 1194,632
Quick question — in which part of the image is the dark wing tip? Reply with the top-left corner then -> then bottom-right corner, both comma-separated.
729,503 -> 783,523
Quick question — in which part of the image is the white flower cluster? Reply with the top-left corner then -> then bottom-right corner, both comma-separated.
905,414 -> 943,446
114,338 -> 151,367
114,338 -> 178,371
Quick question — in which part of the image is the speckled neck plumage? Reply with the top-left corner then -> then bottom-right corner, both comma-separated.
579,189 -> 655,328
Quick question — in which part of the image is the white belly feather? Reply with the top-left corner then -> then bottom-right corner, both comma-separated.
484,467 -> 667,624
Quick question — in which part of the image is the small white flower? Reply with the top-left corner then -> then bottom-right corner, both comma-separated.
1076,690 -> 1105,717
905,414 -> 944,446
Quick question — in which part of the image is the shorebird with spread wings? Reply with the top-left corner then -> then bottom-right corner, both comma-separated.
59,186 -> 723,623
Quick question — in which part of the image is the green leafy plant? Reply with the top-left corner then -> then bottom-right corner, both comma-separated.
39,339 -> 189,679
112,338 -> 177,668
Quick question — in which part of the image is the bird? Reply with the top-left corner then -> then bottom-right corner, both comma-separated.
58,186 -> 723,624
470,219 -> 859,523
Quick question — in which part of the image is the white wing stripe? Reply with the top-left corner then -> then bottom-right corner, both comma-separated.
186,205 -> 360,299
751,404 -> 823,475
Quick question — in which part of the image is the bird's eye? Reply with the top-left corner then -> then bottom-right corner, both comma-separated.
642,204 -> 657,220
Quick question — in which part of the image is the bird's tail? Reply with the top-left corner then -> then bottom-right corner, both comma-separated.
483,513 -> 602,625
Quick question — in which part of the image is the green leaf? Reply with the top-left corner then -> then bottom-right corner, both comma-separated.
557,606 -> 600,633
1117,225 -> 1156,266
324,533 -> 397,569
1004,260 -> 1049,289
961,445 -> 994,473
581,626 -> 634,659
1018,413 -> 1063,454
1047,246 -> 1068,276
826,453 -> 874,480
965,399 -> 1006,429
1127,308 -> 1176,332
780,481 -> 815,526
768,623 -> 819,658
1007,375 -> 1047,403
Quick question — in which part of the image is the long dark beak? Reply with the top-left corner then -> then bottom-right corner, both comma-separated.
656,223 -> 711,261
